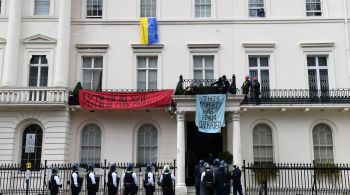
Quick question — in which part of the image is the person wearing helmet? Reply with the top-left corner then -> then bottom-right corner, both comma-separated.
160,165 -> 175,195
231,162 -> 243,195
223,163 -> 231,195
49,167 -> 62,195
144,164 -> 155,195
216,165 -> 227,195
211,159 -> 220,194
108,163 -> 119,195
71,163 -> 82,195
122,163 -> 138,195
194,160 -> 205,195
86,164 -> 97,195
201,163 -> 215,195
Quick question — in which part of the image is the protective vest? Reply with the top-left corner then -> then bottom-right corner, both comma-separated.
203,170 -> 214,183
50,175 -> 59,192
86,172 -> 95,189
162,173 -> 173,188
124,172 -> 134,184
71,172 -> 78,190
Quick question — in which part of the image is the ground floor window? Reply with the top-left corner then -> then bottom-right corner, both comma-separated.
21,124 -> 43,170
138,124 -> 158,164
80,124 -> 101,164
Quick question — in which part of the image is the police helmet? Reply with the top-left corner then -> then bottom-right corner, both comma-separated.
220,160 -> 226,165
163,165 -> 170,172
205,163 -> 210,169
219,164 -> 225,171
213,158 -> 220,165
52,167 -> 59,174
88,163 -> 94,171
127,163 -> 134,171
110,163 -> 116,172
199,160 -> 204,166
72,163 -> 79,172
146,163 -> 152,171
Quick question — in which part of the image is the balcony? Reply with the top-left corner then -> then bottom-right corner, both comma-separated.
0,87 -> 69,107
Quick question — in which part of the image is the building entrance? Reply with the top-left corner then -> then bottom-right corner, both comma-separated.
185,121 -> 223,186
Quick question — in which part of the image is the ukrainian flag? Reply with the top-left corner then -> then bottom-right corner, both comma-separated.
140,17 -> 159,45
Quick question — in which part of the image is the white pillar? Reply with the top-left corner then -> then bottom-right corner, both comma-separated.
1,0 -> 22,87
54,0 -> 71,87
232,108 -> 242,166
175,111 -> 187,195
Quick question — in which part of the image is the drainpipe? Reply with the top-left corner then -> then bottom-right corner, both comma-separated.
344,0 -> 350,77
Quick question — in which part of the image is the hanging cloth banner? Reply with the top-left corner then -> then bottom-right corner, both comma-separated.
79,90 -> 173,110
195,94 -> 226,133
140,17 -> 159,44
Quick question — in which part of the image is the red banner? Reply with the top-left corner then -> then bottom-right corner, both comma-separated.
79,90 -> 174,110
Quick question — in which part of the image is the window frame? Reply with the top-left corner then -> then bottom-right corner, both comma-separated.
0,0 -> 4,16
252,123 -> 274,163
81,0 -> 106,19
312,123 -> 334,163
192,0 -> 216,18
306,55 -> 329,91
33,0 -> 51,16
192,55 -> 215,84
137,0 -> 160,18
137,56 -> 158,90
305,0 -> 322,17
80,124 -> 102,164
248,55 -> 270,87
195,0 -> 211,18
28,55 -> 49,87
140,0 -> 157,18
0,39 -> 5,83
81,56 -> 104,90
86,0 -> 103,18
137,124 -> 158,164
248,0 -> 265,17
20,124 -> 43,171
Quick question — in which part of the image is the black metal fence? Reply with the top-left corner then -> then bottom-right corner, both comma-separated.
243,160 -> 350,195
0,160 -> 176,195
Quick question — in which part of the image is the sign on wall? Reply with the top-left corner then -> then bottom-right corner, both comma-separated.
25,133 -> 36,153
195,94 -> 226,133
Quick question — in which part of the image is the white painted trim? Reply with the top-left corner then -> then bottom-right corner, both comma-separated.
191,0 -> 217,19
189,52 -> 220,80
242,43 -> 275,48
81,0 -> 106,19
131,44 -> 164,53
300,42 -> 334,48
31,0 -> 55,16
137,0 -> 161,19
22,34 -> 57,44
304,0 -> 328,17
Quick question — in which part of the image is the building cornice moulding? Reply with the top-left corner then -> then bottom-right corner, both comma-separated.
187,43 -> 220,53
76,44 -> 109,53
131,44 -> 164,53
242,43 -> 275,48
300,42 -> 335,48
22,34 -> 57,44
0,38 -> 6,44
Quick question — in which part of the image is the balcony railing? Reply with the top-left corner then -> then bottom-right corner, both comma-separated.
0,87 -> 69,106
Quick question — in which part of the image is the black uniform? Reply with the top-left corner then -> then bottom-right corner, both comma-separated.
49,174 -> 61,195
161,173 -> 174,195
87,172 -> 97,195
202,170 -> 215,195
252,80 -> 261,104
71,171 -> 80,195
108,171 -> 118,195
124,171 -> 137,195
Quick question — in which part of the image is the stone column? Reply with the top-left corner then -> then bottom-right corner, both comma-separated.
2,0 -> 22,87
175,111 -> 187,195
54,0 -> 71,87
232,108 -> 242,165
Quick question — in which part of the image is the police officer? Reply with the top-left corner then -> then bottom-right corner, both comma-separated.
122,163 -> 138,195
201,163 -> 215,195
50,167 -> 62,195
211,159 -> 220,194
71,163 -> 81,195
232,162 -> 243,195
223,163 -> 231,195
108,163 -> 119,195
86,164 -> 97,195
160,165 -> 176,195
194,160 -> 204,195
144,164 -> 155,195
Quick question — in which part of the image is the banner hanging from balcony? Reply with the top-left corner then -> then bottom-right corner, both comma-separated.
140,17 -> 159,44
79,90 -> 173,110
195,94 -> 226,133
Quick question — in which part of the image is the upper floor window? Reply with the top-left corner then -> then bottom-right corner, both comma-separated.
29,55 -> 48,87
253,123 -> 273,163
0,0 -> 2,15
141,0 -> 156,17
193,55 -> 214,86
195,0 -> 211,18
306,0 -> 322,16
249,0 -> 265,17
138,124 -> 158,163
82,56 -> 103,90
249,56 -> 270,95
81,124 -> 101,164
307,56 -> 329,97
312,124 -> 334,163
87,0 -> 103,18
137,56 -> 158,90
34,0 -> 50,16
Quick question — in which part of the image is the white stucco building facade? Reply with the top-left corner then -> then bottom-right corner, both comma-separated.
0,0 -> 349,194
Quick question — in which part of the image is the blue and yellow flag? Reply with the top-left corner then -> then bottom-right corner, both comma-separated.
140,17 -> 159,45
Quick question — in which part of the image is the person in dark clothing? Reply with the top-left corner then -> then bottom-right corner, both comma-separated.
211,159 -> 220,195
216,165 -> 227,195
86,164 -> 98,195
232,163 -> 243,195
257,8 -> 265,17
241,75 -> 251,104
144,164 -> 155,195
195,160 -> 205,195
160,165 -> 176,195
211,77 -> 226,94
224,163 -> 231,195
50,167 -> 62,195
252,77 -> 261,105
222,75 -> 230,93
108,163 -> 119,195
71,163 -> 82,195
122,163 -> 138,195
201,163 -> 215,195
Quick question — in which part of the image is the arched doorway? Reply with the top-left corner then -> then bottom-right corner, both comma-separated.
20,124 -> 43,170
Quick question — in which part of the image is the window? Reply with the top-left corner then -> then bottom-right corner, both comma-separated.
195,0 -> 211,18
29,55 -> 48,87
138,124 -> 157,163
87,0 -> 103,18
253,124 -> 273,163
0,0 -> 2,15
249,0 -> 265,17
80,124 -> 101,164
306,0 -> 322,16
141,0 -> 156,17
249,56 -> 270,96
307,56 -> 329,97
193,55 -> 214,86
21,124 -> 43,171
34,0 -> 50,16
137,56 -> 157,90
312,124 -> 334,163
82,56 -> 103,90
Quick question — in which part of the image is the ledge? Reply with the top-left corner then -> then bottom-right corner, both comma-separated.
0,38 -> 6,44
76,44 -> 109,53
242,43 -> 275,48
22,34 -> 57,44
131,44 -> 164,53
300,42 -> 335,48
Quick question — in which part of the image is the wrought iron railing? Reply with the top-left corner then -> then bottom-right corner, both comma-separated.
0,160 -> 176,195
243,160 -> 350,195
0,87 -> 69,105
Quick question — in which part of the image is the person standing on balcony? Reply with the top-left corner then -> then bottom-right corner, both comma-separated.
144,164 -> 155,195
122,163 -> 138,195
108,163 -> 119,195
160,165 -> 176,195
241,76 -> 251,104
86,164 -> 98,195
252,77 -> 261,105
231,163 -> 243,195
71,163 -> 82,195
49,167 -> 62,195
